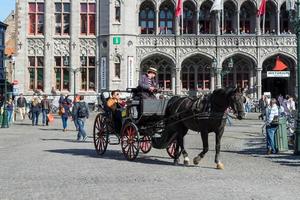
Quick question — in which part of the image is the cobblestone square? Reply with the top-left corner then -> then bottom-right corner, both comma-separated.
0,112 -> 300,200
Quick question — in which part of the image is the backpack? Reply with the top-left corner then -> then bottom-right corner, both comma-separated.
78,102 -> 88,118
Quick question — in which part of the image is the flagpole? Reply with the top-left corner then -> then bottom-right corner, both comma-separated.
181,0 -> 183,35
262,12 -> 265,34
221,0 -> 224,34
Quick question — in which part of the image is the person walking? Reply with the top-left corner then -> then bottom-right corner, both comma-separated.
41,95 -> 50,126
73,95 -> 89,141
60,96 -> 71,132
16,93 -> 27,120
265,98 -> 279,155
6,98 -> 14,124
31,97 -> 41,126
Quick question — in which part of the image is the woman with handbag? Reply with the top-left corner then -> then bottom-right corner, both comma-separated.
265,98 -> 279,155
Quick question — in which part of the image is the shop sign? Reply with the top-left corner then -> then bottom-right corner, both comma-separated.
267,71 -> 290,77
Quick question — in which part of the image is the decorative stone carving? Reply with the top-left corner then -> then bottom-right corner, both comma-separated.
220,47 -> 257,61
27,38 -> 44,56
137,36 -> 175,46
136,47 -> 176,64
178,47 -> 215,61
80,38 -> 96,56
260,47 -> 297,60
54,39 -> 70,56
259,36 -> 296,47
219,36 -> 257,46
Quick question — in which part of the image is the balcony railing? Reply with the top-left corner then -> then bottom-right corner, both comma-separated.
137,34 -> 297,47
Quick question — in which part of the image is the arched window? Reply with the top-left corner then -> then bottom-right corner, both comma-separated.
183,1 -> 196,34
223,1 -> 236,34
265,1 -> 277,34
199,1 -> 213,34
114,56 -> 121,79
158,66 -> 172,91
236,65 -> 249,88
280,2 -> 293,34
197,65 -> 210,90
115,0 -> 121,22
159,2 -> 174,34
181,66 -> 195,90
139,1 -> 155,34
240,1 -> 256,34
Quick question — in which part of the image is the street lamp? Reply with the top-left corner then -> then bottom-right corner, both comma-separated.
287,0 -> 300,155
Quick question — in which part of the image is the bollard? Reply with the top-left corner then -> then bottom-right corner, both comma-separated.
275,117 -> 289,152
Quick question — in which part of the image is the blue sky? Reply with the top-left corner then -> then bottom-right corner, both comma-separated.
0,0 -> 16,21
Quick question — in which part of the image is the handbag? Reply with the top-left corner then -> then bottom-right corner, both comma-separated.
271,115 -> 279,125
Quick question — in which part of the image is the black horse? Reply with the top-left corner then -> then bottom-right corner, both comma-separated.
161,87 -> 245,169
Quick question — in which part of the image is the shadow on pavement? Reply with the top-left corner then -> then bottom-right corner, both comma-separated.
41,138 -> 89,143
45,148 -> 180,166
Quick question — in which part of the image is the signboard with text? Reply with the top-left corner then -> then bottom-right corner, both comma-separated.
267,71 -> 290,77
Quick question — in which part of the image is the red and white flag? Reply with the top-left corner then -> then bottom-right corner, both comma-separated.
273,56 -> 288,71
257,0 -> 267,16
175,0 -> 183,17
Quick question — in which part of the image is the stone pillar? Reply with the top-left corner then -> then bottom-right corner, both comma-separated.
44,0 -> 53,94
233,67 -> 237,86
172,68 -> 176,94
256,16 -> 261,35
257,68 -> 262,99
156,9 -> 159,35
70,1 -> 80,96
175,67 -> 181,95
237,10 -> 240,35
196,8 -> 200,35
250,69 -> 254,98
216,69 -> 222,88
277,10 -> 280,35
216,12 -> 221,35
210,69 -> 215,91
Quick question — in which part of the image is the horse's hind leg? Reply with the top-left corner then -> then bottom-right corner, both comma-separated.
193,131 -> 209,165
174,128 -> 188,166
215,130 -> 224,170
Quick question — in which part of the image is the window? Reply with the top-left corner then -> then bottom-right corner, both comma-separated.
197,66 -> 210,90
139,2 -> 155,34
55,3 -> 70,35
158,66 -> 172,91
114,56 -> 121,79
183,2 -> 196,34
28,3 -> 44,35
81,56 -> 96,91
159,4 -> 174,34
115,0 -> 121,22
28,56 -> 44,90
81,3 -> 96,35
54,56 -> 70,91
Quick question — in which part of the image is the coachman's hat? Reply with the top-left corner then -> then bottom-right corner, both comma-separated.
147,67 -> 157,74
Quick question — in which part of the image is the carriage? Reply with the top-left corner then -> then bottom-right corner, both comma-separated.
93,89 -> 178,161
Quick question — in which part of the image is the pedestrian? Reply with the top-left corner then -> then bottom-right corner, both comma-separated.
72,94 -> 80,131
73,95 -> 89,141
6,98 -> 14,124
265,98 -> 279,155
41,95 -> 50,126
60,96 -> 71,132
31,97 -> 41,126
16,93 -> 27,120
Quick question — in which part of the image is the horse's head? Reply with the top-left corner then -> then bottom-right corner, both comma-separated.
226,88 -> 245,120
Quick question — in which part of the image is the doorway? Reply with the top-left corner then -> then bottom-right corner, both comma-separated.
262,78 -> 288,98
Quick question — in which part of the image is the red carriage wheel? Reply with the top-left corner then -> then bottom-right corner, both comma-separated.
93,113 -> 109,155
166,139 -> 178,159
140,135 -> 152,154
121,122 -> 140,161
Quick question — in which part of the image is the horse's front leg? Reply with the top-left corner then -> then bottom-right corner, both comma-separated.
193,131 -> 209,165
215,129 -> 225,170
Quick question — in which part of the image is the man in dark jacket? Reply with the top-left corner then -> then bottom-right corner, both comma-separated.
41,95 -> 50,126
17,93 -> 27,120
138,67 -> 158,99
73,95 -> 89,141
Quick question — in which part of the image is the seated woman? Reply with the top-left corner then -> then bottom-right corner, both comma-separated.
107,90 -> 125,134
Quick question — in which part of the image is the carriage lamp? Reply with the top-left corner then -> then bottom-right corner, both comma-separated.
287,0 -> 300,155
227,57 -> 234,69
212,58 -> 218,70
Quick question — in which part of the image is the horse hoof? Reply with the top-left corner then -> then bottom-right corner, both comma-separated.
184,160 -> 189,166
216,163 -> 224,170
193,156 -> 201,165
174,159 -> 180,166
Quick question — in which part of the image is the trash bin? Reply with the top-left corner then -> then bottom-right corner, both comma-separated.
275,117 -> 289,152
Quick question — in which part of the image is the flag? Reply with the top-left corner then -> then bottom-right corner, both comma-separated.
273,56 -> 288,71
175,0 -> 183,17
257,0 -> 266,16
210,0 -> 223,12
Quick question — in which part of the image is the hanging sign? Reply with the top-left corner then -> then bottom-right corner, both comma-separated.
267,71 -> 290,77
100,57 -> 107,90
113,37 -> 121,45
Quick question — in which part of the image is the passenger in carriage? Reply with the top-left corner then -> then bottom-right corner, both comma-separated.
138,67 -> 158,99
107,90 -> 125,134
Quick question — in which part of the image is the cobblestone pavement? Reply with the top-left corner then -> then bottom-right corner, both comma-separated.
0,112 -> 300,200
